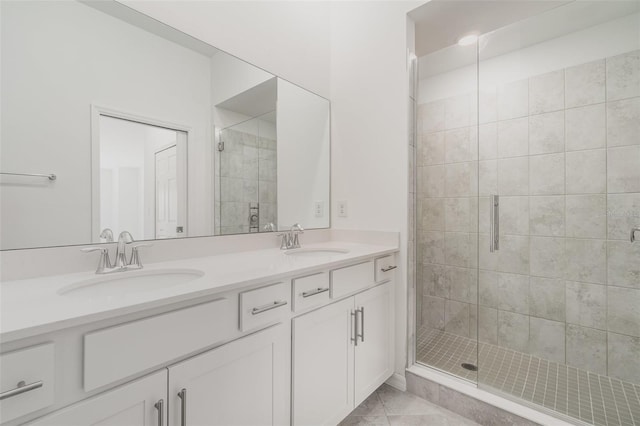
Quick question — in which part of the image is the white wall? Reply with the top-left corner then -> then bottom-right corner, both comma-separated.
330,0 -> 421,381
277,79 -> 330,229
120,0 -> 331,99
0,0 -> 212,249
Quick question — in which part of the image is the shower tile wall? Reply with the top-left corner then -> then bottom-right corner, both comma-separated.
417,49 -> 640,384
216,128 -> 277,235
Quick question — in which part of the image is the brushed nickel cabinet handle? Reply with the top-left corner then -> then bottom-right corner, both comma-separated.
178,388 -> 187,426
251,300 -> 288,315
154,399 -> 164,426
631,227 -> 640,243
350,310 -> 358,346
302,287 -> 329,298
381,265 -> 397,272
0,380 -> 43,400
357,307 -> 365,343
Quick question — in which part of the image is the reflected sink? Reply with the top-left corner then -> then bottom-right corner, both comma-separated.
284,248 -> 350,257
58,268 -> 204,299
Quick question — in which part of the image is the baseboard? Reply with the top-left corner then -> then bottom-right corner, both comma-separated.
384,372 -> 407,391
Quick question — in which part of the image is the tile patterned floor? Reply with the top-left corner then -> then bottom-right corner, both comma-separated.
417,327 -> 640,426
339,383 -> 480,426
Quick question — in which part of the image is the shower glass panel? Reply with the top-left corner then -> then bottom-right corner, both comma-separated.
476,3 -> 640,425
217,111 -> 277,235
415,41 -> 480,382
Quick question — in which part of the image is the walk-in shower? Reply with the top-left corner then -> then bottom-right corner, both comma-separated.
413,2 -> 640,425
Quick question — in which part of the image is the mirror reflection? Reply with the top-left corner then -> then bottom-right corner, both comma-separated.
0,0 -> 330,250
98,115 -> 188,241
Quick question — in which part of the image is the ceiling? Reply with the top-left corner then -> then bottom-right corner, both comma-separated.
412,0 -> 640,78
409,0 -> 570,57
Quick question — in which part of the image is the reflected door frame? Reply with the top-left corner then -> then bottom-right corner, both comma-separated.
90,104 -> 191,243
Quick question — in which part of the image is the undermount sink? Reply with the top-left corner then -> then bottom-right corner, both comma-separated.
57,268 -> 205,299
284,248 -> 350,257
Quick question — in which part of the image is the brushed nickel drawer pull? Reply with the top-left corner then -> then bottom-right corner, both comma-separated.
381,265 -> 397,272
0,380 -> 43,400
251,300 -> 288,315
302,287 -> 329,298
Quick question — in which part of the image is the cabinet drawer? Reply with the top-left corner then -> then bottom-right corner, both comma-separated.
84,298 -> 231,392
330,261 -> 374,299
292,272 -> 330,312
375,255 -> 397,282
240,282 -> 290,332
0,343 -> 55,423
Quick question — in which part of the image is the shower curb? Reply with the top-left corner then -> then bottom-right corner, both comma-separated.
406,366 -> 580,426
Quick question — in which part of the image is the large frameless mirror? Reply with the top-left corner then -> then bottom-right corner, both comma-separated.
0,0 -> 330,250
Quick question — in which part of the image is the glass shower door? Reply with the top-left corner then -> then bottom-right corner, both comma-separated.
415,40 -> 480,382
477,3 -> 640,425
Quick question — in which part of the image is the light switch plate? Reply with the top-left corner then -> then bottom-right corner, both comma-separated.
338,200 -> 348,217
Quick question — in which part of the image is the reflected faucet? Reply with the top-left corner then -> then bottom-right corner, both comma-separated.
99,228 -> 114,243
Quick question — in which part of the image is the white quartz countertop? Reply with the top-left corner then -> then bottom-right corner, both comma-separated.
0,241 -> 397,342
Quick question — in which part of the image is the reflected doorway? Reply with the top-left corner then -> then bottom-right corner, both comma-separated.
94,112 -> 187,242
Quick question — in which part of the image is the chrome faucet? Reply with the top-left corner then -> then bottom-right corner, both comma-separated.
82,230 -> 152,274
114,231 -> 134,268
277,223 -> 304,250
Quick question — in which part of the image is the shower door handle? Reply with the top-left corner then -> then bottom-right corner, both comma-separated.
490,195 -> 499,252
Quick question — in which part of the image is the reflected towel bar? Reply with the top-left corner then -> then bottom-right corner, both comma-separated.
0,172 -> 56,181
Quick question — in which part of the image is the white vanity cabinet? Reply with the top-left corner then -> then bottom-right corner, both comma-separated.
292,280 -> 394,426
292,297 -> 355,426
28,370 -> 167,426
168,323 -> 290,426
353,282 -> 394,404
2,249 -> 398,426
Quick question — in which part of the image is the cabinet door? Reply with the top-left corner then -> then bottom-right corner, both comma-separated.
292,297 -> 355,426
28,371 -> 166,426
354,282 -> 394,406
168,324 -> 290,426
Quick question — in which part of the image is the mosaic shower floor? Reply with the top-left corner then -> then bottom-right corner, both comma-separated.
417,327 -> 640,426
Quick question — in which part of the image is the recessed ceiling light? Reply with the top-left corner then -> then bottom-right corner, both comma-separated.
457,34 -> 479,46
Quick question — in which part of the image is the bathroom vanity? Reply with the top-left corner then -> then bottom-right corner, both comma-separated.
0,242 -> 398,425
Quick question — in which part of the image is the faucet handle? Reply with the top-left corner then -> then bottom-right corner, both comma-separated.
81,247 -> 112,272
81,247 -> 108,253
130,243 -> 153,249
276,233 -> 290,250
129,243 -> 152,268
290,223 -> 304,248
